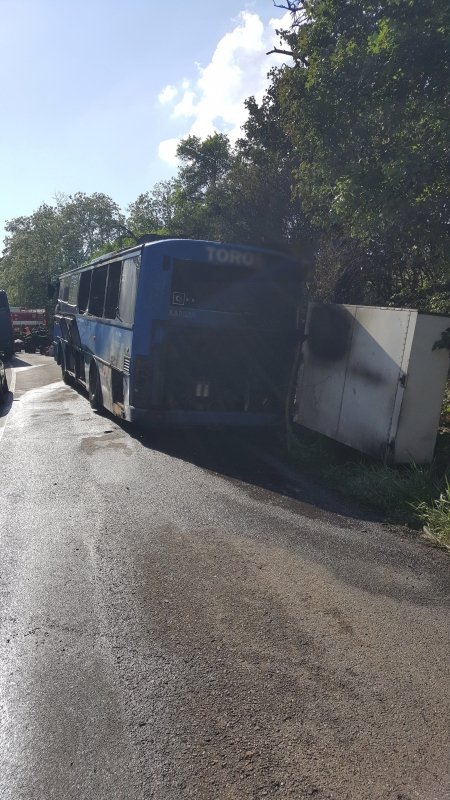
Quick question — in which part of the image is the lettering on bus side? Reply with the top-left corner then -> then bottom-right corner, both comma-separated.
205,247 -> 264,268
169,308 -> 197,319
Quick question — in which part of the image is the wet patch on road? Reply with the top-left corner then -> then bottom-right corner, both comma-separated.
80,430 -> 131,456
39,387 -> 75,403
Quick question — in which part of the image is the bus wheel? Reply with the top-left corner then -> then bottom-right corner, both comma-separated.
61,351 -> 74,386
89,362 -> 103,411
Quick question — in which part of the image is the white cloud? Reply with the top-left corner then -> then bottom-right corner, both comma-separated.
157,10 -> 292,165
158,84 -> 178,104
172,90 -> 197,119
158,138 -> 180,167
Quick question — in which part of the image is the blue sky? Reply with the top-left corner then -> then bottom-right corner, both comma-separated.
0,0 -> 290,246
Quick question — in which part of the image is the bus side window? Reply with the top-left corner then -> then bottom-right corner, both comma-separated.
0,292 -> 8,309
59,278 -> 69,302
118,257 -> 139,325
88,266 -> 108,317
68,274 -> 80,306
104,261 -> 122,319
78,270 -> 92,313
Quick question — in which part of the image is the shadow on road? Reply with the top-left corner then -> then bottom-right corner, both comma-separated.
127,425 -> 450,604
126,422 -> 382,525
67,382 -> 450,603
9,356 -> 33,367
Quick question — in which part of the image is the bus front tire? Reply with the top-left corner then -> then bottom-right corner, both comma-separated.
89,363 -> 103,411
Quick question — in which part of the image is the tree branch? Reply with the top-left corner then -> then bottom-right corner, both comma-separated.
266,47 -> 294,57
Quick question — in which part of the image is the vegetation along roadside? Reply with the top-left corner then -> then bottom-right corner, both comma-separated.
286,385 -> 450,551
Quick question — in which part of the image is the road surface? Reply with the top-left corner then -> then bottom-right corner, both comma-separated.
1,353 -> 449,800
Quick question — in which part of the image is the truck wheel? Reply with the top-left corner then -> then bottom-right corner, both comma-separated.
89,362 -> 103,410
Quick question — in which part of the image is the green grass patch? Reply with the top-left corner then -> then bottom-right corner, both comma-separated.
441,382 -> 450,424
287,425 -> 449,546
415,479 -> 450,550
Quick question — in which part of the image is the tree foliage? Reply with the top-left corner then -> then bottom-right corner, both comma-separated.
1,2 -> 448,312
127,180 -> 176,236
273,0 -> 450,305
0,193 -> 126,306
169,134 -> 233,239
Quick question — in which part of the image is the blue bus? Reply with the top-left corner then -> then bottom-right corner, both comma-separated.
54,238 -> 302,428
0,290 -> 14,360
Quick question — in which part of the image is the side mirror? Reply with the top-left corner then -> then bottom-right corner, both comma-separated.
47,282 -> 55,299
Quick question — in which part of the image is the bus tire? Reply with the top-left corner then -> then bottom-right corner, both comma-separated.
61,351 -> 74,386
89,362 -> 103,411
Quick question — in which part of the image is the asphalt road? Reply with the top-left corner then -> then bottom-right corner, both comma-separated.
0,353 -> 449,800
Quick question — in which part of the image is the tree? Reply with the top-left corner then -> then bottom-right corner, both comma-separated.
170,134 -> 233,239
177,133 -> 232,195
57,192 -> 126,270
126,180 -> 177,236
222,92 -> 314,251
0,193 -> 126,307
0,204 -> 61,306
269,0 -> 450,306
168,122 -> 312,253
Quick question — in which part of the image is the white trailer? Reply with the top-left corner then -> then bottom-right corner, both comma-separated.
295,304 -> 449,464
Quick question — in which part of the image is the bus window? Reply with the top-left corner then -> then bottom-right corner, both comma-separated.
78,270 -> 92,313
0,291 -> 8,308
89,265 -> 108,317
68,273 -> 80,306
104,261 -> 122,320
171,260 -> 259,313
118,256 -> 139,325
59,277 -> 70,302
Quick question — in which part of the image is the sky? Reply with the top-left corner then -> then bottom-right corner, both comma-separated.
0,0 -> 291,247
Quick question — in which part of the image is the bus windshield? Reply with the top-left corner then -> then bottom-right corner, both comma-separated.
171,258 -> 296,318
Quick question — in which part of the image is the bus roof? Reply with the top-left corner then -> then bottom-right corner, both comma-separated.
57,237 -> 299,278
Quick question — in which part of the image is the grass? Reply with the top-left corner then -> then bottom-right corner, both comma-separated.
415,479 -> 450,550
286,412 -> 450,549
